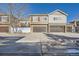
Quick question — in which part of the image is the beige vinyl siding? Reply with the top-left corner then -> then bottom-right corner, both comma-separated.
49,11 -> 67,24
31,15 -> 48,24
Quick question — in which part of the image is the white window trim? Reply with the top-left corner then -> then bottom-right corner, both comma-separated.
1,16 -> 8,22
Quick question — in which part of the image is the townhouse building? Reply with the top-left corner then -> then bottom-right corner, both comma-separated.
30,9 -> 73,33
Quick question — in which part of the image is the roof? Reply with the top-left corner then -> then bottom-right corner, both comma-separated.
18,17 -> 29,21
0,13 -> 8,16
70,20 -> 79,23
29,9 -> 68,16
49,23 -> 66,25
49,9 -> 68,16
29,14 -> 48,16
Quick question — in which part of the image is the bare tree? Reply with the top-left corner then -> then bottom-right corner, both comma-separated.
8,3 -> 15,33
73,14 -> 79,27
8,3 -> 26,33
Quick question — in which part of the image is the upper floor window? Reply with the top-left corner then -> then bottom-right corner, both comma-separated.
40,16 -> 48,21
53,17 -> 62,21
44,17 -> 47,20
0,16 -> 1,22
32,16 -> 38,22
1,16 -> 8,22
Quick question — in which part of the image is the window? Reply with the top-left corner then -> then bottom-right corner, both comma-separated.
54,17 -> 57,20
44,17 -> 47,20
40,16 -> 48,22
53,17 -> 62,21
32,16 -> 38,22
2,16 -> 8,22
0,16 -> 2,22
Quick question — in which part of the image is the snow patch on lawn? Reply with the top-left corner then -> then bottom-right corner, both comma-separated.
51,32 -> 79,38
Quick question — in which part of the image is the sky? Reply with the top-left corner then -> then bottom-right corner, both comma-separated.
0,3 -> 79,22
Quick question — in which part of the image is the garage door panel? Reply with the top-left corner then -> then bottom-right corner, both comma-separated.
0,27 -> 9,32
50,26 -> 65,32
33,27 -> 46,32
67,27 -> 72,32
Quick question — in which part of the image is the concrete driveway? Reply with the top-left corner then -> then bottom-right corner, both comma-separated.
0,33 -> 79,56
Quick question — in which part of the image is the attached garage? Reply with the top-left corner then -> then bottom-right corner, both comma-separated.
0,25 -> 9,32
67,26 -> 72,32
31,24 -> 47,32
49,25 -> 65,32
76,26 -> 79,32
0,27 -> 9,32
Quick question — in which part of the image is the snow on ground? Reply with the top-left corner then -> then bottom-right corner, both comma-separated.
16,33 -> 50,43
0,32 -> 79,43
0,32 -> 79,56
16,32 -> 79,43
10,27 -> 30,33
17,27 -> 30,33
50,32 -> 79,38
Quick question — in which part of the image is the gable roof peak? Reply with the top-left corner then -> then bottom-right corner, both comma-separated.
48,9 -> 68,16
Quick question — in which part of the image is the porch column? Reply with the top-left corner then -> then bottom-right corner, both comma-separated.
30,16 -> 33,32
31,25 -> 33,32
49,24 -> 50,33
65,25 -> 67,32
47,24 -> 49,33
